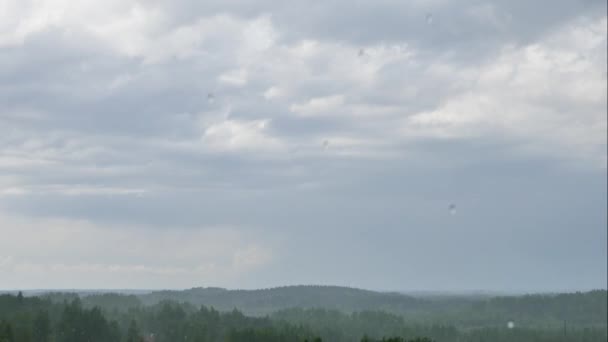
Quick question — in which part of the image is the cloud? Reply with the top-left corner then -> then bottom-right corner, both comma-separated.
0,211 -> 274,289
202,118 -> 285,152
290,95 -> 346,117
0,0 -> 605,290
406,16 -> 607,166
219,68 -> 249,86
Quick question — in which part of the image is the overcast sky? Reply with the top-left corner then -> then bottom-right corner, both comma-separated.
0,0 -> 606,292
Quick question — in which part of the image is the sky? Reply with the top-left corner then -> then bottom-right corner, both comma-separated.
0,0 -> 606,292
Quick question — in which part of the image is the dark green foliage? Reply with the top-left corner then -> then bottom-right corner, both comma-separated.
0,321 -> 14,342
361,338 -> 433,342
126,320 -> 143,342
32,311 -> 51,342
137,286 -> 607,330
227,327 -> 320,342
55,299 -> 121,342
272,306 -> 608,342
0,291 -> 605,342
83,294 -> 143,312
453,290 -> 608,328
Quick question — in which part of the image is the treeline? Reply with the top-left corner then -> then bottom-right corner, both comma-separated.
123,286 -> 607,329
434,290 -> 608,329
1,292 -> 606,342
137,286 -> 426,316
272,308 -> 607,342
0,293 -> 431,342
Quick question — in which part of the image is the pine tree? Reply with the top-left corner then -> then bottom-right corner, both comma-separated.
126,320 -> 142,342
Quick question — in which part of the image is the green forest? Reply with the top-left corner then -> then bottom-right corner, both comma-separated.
0,287 -> 606,342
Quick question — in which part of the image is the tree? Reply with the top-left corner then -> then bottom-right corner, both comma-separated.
32,310 -> 51,342
0,321 -> 14,342
126,320 -> 143,342
56,299 -> 121,342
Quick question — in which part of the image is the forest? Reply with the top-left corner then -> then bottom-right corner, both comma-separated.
0,287 -> 606,342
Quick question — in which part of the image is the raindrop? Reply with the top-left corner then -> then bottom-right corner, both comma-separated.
448,203 -> 456,215
425,13 -> 434,24
207,93 -> 215,104
507,321 -> 515,329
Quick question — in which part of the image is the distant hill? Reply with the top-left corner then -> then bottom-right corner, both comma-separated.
139,285 -> 426,316
36,286 -> 607,329
137,286 -> 607,328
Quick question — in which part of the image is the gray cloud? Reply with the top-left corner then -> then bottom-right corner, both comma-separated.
0,0 -> 606,291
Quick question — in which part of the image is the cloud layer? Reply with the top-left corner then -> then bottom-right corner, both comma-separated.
0,0 -> 606,291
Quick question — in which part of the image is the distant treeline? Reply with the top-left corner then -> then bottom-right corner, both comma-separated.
272,307 -> 606,342
0,289 -> 606,342
40,286 -> 607,329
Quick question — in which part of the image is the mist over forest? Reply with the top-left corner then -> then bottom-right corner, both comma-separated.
0,287 -> 606,341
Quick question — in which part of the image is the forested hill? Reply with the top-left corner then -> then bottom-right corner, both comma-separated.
138,285 -> 425,315
5,293 -> 606,342
33,286 -> 607,329
2,287 -> 604,341
133,286 -> 607,328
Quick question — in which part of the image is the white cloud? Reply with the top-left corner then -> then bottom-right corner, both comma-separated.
263,86 -> 283,100
405,16 -> 607,166
240,15 -> 278,53
219,68 -> 248,86
290,95 -> 346,117
202,118 -> 285,153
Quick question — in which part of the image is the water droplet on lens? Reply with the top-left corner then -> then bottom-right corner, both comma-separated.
358,48 -> 365,57
322,140 -> 329,150
507,321 -> 515,329
207,93 -> 215,104
448,203 -> 456,215
425,13 -> 434,24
